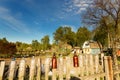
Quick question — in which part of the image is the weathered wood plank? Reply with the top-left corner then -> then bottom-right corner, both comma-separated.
36,58 -> 41,80
58,57 -> 63,80
52,69 -> 57,80
0,61 -> 5,80
104,56 -> 113,80
18,59 -> 26,80
45,58 -> 50,80
79,55 -> 84,76
66,57 -> 71,79
29,57 -> 36,80
8,61 -> 16,80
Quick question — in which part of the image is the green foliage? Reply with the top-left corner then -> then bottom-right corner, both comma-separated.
76,27 -> 91,47
53,26 -> 76,47
93,26 -> 108,47
16,42 -> 30,51
32,40 -> 41,50
15,36 -> 51,56
54,26 -> 64,43
41,35 -> 51,50
0,38 -> 17,55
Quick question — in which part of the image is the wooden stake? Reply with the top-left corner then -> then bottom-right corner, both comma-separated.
52,69 -> 57,80
79,55 -> 84,76
66,57 -> 71,80
90,54 -> 94,75
104,56 -> 113,80
36,58 -> 41,80
18,59 -> 26,80
45,58 -> 50,80
8,61 -> 16,80
59,57 -> 63,80
29,57 -> 36,80
0,61 -> 5,80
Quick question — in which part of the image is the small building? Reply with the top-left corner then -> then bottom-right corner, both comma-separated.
82,40 -> 102,54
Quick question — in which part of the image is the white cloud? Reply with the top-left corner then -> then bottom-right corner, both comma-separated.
61,25 -> 77,32
0,7 -> 30,33
0,7 -> 9,13
64,0 -> 93,14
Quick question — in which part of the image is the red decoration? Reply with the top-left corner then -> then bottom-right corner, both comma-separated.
73,53 -> 79,67
52,54 -> 57,69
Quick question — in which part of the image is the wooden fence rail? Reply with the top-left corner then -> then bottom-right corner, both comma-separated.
0,53 -> 120,80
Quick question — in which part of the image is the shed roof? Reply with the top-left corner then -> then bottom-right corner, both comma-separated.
82,40 -> 102,49
89,42 -> 101,48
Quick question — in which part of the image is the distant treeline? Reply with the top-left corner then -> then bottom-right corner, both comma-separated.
0,38 -> 17,55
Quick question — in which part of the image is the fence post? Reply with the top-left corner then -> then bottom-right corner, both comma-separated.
79,55 -> 84,76
95,55 -> 99,74
18,59 -> 26,80
85,54 -> 89,76
52,69 -> 57,80
45,58 -> 50,80
99,53 -> 105,80
66,57 -> 71,80
63,57 -> 66,75
29,57 -> 36,80
0,61 -> 5,80
8,60 -> 16,80
36,58 -> 41,80
89,54 -> 94,75
59,57 -> 63,80
101,53 -> 104,69
104,56 -> 113,80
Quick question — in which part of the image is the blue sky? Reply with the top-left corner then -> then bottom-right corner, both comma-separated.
0,0 -> 90,43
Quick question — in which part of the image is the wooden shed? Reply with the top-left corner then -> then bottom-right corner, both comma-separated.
82,40 -> 102,54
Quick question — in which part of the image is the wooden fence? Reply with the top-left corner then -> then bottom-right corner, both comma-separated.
0,53 -> 120,80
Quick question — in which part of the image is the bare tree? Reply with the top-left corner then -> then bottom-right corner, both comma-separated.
82,0 -> 120,66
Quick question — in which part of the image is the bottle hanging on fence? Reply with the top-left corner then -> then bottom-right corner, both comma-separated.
73,52 -> 79,67
52,53 -> 57,69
